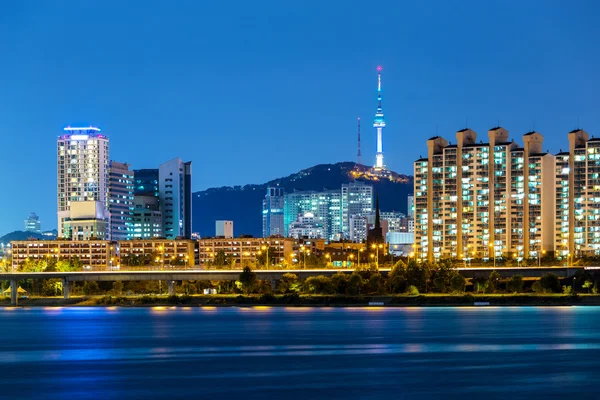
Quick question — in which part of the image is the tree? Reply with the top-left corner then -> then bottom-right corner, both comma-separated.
214,250 -> 227,267
407,285 -> 419,296
346,273 -> 364,296
450,274 -> 466,293
506,275 -> 524,293
303,276 -> 333,294
473,277 -> 489,294
56,260 -> 79,272
82,281 -> 100,295
583,280 -> 594,293
488,270 -> 501,293
330,273 -> 349,295
238,266 -> 257,294
406,261 -> 428,292
113,281 -> 123,295
366,273 -> 384,294
278,273 -> 299,293
540,273 -> 561,293
532,280 -> 544,293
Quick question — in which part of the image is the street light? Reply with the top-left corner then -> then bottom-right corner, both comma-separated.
538,249 -> 546,267
325,253 -> 331,267
261,245 -> 269,268
347,253 -> 354,268
357,248 -> 364,268
489,243 -> 496,268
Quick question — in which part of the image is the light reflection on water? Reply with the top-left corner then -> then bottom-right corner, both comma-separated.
0,306 -> 600,399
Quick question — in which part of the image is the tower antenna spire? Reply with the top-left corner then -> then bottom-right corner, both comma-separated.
373,66 -> 386,169
357,117 -> 362,166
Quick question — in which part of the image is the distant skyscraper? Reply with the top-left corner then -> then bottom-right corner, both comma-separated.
216,220 -> 233,238
108,161 -> 134,240
57,127 -> 109,237
284,189 -> 342,240
341,182 -> 373,238
373,66 -> 386,169
24,213 -> 41,234
407,195 -> 415,218
159,158 -> 192,239
263,187 -> 285,237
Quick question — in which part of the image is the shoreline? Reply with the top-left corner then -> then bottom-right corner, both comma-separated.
2,293 -> 600,307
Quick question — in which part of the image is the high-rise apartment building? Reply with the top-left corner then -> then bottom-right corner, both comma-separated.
159,158 -> 192,239
555,129 -> 600,257
57,127 -> 109,237
24,213 -> 41,234
262,187 -> 285,237
414,127 -> 555,262
108,161 -> 134,240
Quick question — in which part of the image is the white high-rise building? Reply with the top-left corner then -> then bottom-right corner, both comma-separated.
57,127 -> 109,238
216,220 -> 233,238
159,158 -> 192,239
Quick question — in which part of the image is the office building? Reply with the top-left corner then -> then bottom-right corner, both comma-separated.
407,195 -> 415,218
262,187 -> 285,237
556,129 -> 600,257
379,211 -> 405,233
216,220 -> 233,238
159,158 -> 192,239
63,201 -> 109,240
57,127 -> 109,237
341,182 -> 373,238
284,189 -> 342,241
131,196 -> 163,239
133,169 -> 159,197
108,161 -> 134,240
11,240 -> 116,271
414,127 -> 555,262
24,213 -> 41,234
349,215 -> 368,242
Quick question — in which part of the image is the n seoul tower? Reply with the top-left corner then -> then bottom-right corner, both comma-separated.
373,66 -> 386,169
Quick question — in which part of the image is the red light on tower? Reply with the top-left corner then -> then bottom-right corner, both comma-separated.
377,66 -> 382,72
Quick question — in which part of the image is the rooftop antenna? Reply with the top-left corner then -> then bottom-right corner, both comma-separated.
357,117 -> 362,166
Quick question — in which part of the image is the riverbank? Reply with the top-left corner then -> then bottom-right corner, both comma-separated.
3,293 -> 600,307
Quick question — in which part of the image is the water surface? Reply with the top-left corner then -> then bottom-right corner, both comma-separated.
0,306 -> 599,399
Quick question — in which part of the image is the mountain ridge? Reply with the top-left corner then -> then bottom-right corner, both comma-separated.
192,161 -> 413,238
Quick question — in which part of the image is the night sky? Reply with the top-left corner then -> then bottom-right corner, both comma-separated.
1,0 -> 599,233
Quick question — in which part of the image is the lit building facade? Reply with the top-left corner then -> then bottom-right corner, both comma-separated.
11,240 -> 116,270
57,127 -> 109,237
159,158 -> 192,239
341,182 -> 373,238
108,161 -> 134,240
288,212 -> 325,239
133,169 -> 159,197
262,187 -> 285,237
131,196 -> 163,239
118,239 -> 196,267
284,189 -> 342,241
216,220 -> 234,238
198,237 -> 293,267
414,127 -> 555,262
555,130 -> 600,257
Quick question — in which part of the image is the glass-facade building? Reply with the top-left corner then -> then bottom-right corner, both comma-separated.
108,161 -> 135,240
263,187 -> 285,237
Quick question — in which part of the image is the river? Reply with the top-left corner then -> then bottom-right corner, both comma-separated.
0,306 -> 599,399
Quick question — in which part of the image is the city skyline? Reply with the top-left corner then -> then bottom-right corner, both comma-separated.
1,1 -> 600,233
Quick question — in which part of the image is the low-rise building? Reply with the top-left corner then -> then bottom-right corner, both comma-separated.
11,240 -> 116,270
118,239 -> 196,267
198,237 -> 293,267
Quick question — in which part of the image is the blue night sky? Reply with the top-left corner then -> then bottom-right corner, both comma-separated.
0,0 -> 599,233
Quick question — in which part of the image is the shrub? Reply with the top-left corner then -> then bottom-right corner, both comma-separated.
506,275 -> 524,293
330,273 -> 349,295
562,285 -> 573,295
583,280 -> 594,293
594,283 -> 599,295
346,273 -> 364,296
258,293 -> 276,303
532,280 -> 544,294
540,273 -> 561,293
278,273 -> 299,294
407,285 -> 419,296
303,276 -> 333,295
